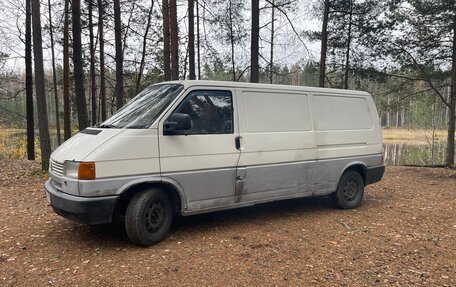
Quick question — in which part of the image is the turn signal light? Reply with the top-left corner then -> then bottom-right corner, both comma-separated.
78,162 -> 96,180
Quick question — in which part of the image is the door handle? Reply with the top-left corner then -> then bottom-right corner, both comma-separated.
235,136 -> 242,150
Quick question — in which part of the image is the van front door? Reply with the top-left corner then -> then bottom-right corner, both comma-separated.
158,88 -> 240,212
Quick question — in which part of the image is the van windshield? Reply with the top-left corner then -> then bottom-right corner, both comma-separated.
98,84 -> 184,129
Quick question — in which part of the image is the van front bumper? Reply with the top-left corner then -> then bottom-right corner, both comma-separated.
44,179 -> 118,225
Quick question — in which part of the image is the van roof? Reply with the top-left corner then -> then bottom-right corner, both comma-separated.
160,80 -> 370,97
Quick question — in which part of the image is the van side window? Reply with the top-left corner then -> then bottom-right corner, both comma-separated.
170,90 -> 233,135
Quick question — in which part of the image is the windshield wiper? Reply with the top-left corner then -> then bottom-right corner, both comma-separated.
125,125 -> 147,129
98,124 -> 117,128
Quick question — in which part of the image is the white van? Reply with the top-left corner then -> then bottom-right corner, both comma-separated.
45,80 -> 384,246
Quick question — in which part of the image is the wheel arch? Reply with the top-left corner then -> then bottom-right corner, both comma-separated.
113,178 -> 187,219
340,162 -> 367,186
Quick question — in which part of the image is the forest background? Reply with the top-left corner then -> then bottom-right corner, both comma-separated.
0,0 -> 455,169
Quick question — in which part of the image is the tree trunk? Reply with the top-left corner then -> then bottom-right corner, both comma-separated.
72,0 -> 89,130
47,0 -> 61,145
319,0 -> 329,87
250,0 -> 260,83
183,45 -> 189,78
229,0 -> 236,81
196,0 -> 201,79
169,0 -> 179,80
137,0 -> 154,94
188,0 -> 196,80
446,19 -> 456,167
344,1 -> 353,90
114,0 -> 124,110
63,0 -> 71,140
163,0 -> 171,80
25,0 -> 34,160
269,0 -> 275,84
195,0 -> 201,80
88,0 -> 97,125
98,0 -> 107,121
31,0 -> 51,170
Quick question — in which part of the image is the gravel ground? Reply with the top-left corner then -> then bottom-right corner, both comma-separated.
0,159 -> 455,286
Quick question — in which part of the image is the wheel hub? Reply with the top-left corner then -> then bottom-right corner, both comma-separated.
343,179 -> 358,201
145,201 -> 164,232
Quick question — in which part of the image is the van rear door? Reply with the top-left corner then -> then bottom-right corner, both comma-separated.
158,87 -> 241,211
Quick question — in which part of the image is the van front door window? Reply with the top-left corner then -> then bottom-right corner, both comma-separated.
170,90 -> 233,135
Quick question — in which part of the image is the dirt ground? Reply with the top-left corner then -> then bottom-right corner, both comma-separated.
0,160 -> 455,286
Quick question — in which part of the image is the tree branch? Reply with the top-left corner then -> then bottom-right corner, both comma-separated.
0,104 -> 26,119
400,47 -> 450,107
264,0 -> 309,57
0,88 -> 26,101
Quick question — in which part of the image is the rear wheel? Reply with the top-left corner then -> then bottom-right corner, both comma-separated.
333,170 -> 364,209
125,188 -> 173,246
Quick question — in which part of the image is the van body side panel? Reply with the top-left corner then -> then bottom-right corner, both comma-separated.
312,94 -> 383,191
158,87 -> 241,211
239,161 -> 316,202
314,154 -> 383,192
236,90 -> 317,202
161,168 -> 237,210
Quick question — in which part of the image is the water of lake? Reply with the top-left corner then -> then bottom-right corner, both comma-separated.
383,142 -> 447,166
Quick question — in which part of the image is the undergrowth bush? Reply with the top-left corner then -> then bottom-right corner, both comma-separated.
0,125 -> 41,159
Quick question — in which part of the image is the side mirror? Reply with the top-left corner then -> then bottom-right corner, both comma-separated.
164,113 -> 192,135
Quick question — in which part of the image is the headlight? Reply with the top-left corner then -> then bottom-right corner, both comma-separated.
64,161 -> 96,180
64,161 -> 79,178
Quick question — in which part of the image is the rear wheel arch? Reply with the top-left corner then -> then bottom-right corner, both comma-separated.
341,164 -> 367,186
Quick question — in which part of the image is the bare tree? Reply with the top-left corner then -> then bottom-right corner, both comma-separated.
188,0 -> 196,80
31,0 -> 51,170
98,0 -> 107,121
137,0 -> 154,93
25,0 -> 34,160
169,0 -> 179,80
72,0 -> 89,130
343,0 -> 353,90
47,0 -> 61,144
114,0 -> 124,109
319,0 -> 329,87
163,0 -> 171,80
449,21 -> 456,167
269,0 -> 275,84
88,0 -> 97,124
228,0 -> 236,81
63,0 -> 71,139
196,0 -> 201,79
250,0 -> 259,83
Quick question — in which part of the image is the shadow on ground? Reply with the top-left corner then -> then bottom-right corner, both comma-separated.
47,195 -> 343,247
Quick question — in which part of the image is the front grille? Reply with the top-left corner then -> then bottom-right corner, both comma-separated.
51,159 -> 64,177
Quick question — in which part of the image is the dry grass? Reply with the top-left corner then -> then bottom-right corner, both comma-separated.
382,128 -> 447,145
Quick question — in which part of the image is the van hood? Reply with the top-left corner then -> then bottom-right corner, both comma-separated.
51,129 -> 124,163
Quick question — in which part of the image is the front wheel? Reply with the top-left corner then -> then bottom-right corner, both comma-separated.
333,170 -> 364,209
125,188 -> 174,246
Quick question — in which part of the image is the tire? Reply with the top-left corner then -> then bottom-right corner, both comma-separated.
333,170 -> 364,209
125,188 -> 174,246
